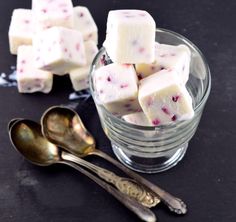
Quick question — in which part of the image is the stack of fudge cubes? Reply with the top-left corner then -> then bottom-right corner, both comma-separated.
8,0 -> 98,93
94,10 -> 194,127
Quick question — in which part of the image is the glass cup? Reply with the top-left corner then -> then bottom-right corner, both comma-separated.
89,28 -> 211,173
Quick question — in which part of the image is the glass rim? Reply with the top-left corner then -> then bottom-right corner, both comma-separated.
89,28 -> 211,131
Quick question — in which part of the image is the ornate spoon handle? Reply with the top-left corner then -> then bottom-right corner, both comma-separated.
60,159 -> 157,222
92,149 -> 187,214
62,152 -> 160,208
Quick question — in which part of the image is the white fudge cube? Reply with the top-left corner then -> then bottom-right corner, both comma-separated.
17,46 -> 53,93
33,27 -> 86,75
8,9 -> 33,55
136,43 -> 191,84
94,64 -> 141,116
123,112 -> 152,126
103,10 -> 156,64
138,69 -> 194,126
74,6 -> 98,44
69,41 -> 98,91
32,0 -> 74,32
70,67 -> 90,91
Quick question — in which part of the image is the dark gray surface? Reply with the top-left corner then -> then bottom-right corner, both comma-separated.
0,0 -> 235,221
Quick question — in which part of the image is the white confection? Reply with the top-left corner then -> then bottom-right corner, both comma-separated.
8,9 -> 33,55
70,67 -> 90,91
94,64 -> 141,116
32,0 -> 74,32
103,10 -> 156,64
17,46 -> 53,93
74,6 -> 98,44
138,69 -> 194,126
136,43 -> 191,84
123,112 -> 152,126
33,27 -> 86,75
69,41 -> 98,91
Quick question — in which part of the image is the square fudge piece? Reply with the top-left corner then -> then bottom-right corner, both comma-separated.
32,0 -> 74,32
138,69 -> 194,126
70,67 -> 90,91
123,112 -> 152,126
8,9 -> 33,55
69,41 -> 98,91
17,46 -> 53,93
103,10 -> 156,64
33,27 -> 86,75
74,6 -> 98,44
94,64 -> 141,116
136,43 -> 191,84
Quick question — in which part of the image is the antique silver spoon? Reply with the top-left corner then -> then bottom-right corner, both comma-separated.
8,119 -> 156,222
41,106 -> 187,214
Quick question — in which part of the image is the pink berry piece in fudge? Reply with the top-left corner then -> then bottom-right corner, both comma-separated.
32,0 -> 74,32
136,43 -> 191,83
103,10 -> 156,64
73,6 -> 98,44
33,27 -> 86,75
138,69 -> 194,126
94,63 -> 141,116
17,45 -> 53,93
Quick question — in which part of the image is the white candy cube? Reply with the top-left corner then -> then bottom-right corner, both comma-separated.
32,0 -> 74,32
74,6 -> 98,44
94,64 -> 141,116
136,43 -> 191,84
69,41 -> 98,91
103,10 -> 156,64
17,46 -> 53,93
138,69 -> 194,126
33,27 -> 86,75
123,112 -> 152,126
70,67 -> 90,91
8,9 -> 33,55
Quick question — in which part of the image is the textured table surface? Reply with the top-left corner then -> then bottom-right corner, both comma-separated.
0,0 -> 235,221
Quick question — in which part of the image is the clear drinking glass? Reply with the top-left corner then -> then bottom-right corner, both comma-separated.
89,28 -> 211,173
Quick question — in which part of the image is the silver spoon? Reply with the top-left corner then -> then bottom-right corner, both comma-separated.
41,106 -> 187,214
8,119 -> 156,222
9,118 -> 160,208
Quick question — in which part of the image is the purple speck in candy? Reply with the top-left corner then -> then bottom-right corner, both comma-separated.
132,40 -> 138,46
172,95 -> 180,102
162,107 -> 170,115
139,47 -> 145,53
120,83 -> 129,88
99,90 -> 104,94
124,104 -> 131,108
152,119 -> 160,126
107,76 -> 111,82
171,53 -> 176,56
172,115 -> 177,121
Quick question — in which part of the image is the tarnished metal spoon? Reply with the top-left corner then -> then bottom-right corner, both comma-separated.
8,119 -> 156,222
9,119 -> 160,208
41,106 -> 187,215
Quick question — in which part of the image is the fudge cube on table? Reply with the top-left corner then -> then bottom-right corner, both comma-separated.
103,10 -> 156,64
33,27 -> 86,75
74,6 -> 98,44
17,46 -> 53,93
94,64 -> 141,116
138,69 -> 194,126
32,0 -> 74,32
69,41 -> 98,91
123,112 -> 152,126
8,9 -> 33,55
136,43 -> 191,83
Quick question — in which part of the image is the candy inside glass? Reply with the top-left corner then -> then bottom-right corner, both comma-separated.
89,28 -> 211,173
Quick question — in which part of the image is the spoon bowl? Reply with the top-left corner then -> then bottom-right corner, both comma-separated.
41,106 -> 95,157
9,119 -> 60,166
